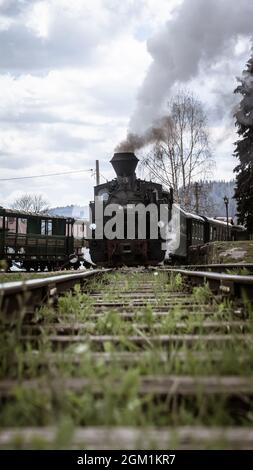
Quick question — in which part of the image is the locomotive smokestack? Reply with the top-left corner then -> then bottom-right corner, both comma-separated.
110,152 -> 139,178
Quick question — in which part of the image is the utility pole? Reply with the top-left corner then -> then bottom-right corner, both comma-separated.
195,182 -> 200,214
224,196 -> 229,241
95,160 -> 100,186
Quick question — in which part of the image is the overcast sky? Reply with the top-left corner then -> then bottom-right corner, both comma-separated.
0,0 -> 252,208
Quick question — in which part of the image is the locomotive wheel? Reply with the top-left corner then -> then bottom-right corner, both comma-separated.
25,265 -> 31,272
39,262 -> 46,272
33,262 -> 39,272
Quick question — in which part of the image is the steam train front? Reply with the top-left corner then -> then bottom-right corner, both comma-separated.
89,152 -> 173,266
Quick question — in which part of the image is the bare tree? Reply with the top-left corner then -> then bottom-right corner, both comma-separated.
11,194 -> 49,213
142,90 -> 213,210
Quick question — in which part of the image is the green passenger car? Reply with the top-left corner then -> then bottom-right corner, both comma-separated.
0,207 -> 88,271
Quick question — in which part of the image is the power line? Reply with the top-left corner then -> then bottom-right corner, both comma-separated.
0,168 -> 93,182
100,173 -> 108,182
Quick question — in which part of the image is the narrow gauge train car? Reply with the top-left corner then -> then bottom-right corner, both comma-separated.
168,208 -> 206,262
169,207 -> 246,263
89,152 -> 173,266
0,207 -> 88,271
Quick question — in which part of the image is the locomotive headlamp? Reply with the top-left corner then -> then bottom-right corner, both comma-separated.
98,190 -> 109,201
158,221 -> 165,228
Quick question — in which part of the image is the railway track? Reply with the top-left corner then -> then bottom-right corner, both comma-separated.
0,267 -> 253,449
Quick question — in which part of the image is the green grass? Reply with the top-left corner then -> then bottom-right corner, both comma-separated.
225,267 -> 251,276
0,271 -> 75,283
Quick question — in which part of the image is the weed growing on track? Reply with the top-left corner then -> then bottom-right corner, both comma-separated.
225,268 -> 251,276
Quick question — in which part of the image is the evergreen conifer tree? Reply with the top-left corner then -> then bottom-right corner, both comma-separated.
234,47 -> 253,233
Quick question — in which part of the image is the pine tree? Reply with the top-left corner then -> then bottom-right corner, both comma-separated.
234,47 -> 253,234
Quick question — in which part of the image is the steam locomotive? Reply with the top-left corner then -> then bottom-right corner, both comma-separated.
89,152 -> 173,266
89,152 -> 246,266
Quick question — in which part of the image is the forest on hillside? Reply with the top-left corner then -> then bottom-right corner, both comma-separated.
50,180 -> 237,221
184,180 -> 237,219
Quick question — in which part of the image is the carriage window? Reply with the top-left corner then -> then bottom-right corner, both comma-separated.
73,224 -> 77,238
47,220 -> 52,236
0,216 -> 3,229
7,217 -> 16,233
41,220 -> 46,235
200,224 -> 203,240
73,223 -> 83,239
73,222 -> 87,239
41,219 -> 53,235
66,223 -> 73,236
196,223 -> 200,240
192,222 -> 196,240
199,224 -> 202,240
83,224 -> 87,238
18,218 -> 27,234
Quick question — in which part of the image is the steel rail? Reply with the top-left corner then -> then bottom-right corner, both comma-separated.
0,269 -> 110,316
166,268 -> 253,299
177,264 -> 253,273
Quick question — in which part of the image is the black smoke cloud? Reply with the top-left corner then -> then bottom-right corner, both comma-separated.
116,116 -> 172,152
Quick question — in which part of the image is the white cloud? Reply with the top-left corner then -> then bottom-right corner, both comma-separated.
0,0 -> 251,208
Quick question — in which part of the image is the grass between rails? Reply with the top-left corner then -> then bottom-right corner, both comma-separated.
0,270 -> 253,448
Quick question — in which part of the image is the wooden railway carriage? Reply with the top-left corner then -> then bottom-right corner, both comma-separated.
170,209 -> 206,261
169,207 -> 246,263
0,207 -> 88,271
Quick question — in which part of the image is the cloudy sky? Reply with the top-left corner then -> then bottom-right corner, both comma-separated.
0,0 -> 252,208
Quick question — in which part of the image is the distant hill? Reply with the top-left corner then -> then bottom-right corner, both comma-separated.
49,180 -> 238,222
183,180 -> 237,219
49,205 -> 89,219
205,180 -> 237,218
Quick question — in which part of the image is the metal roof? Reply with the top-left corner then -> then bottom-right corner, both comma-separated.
0,206 -> 74,220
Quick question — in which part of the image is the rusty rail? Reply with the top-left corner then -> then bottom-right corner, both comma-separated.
167,268 -> 253,300
0,269 -> 110,316
178,264 -> 253,274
